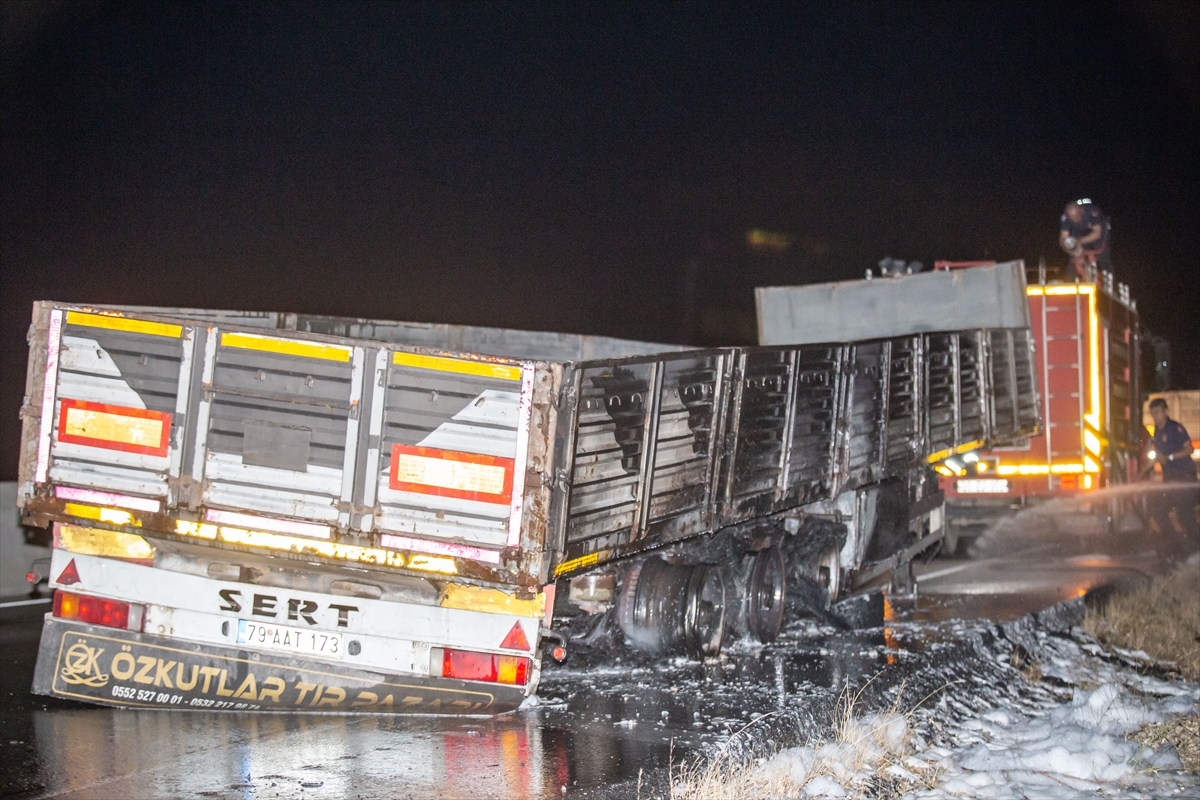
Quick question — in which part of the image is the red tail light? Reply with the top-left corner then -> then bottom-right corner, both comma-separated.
441,648 -> 530,685
53,590 -> 138,630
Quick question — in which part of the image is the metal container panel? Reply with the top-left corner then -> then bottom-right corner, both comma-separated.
885,336 -> 923,472
48,311 -> 191,499
374,354 -> 527,550
782,343 -> 842,505
720,349 -> 791,520
199,332 -> 361,525
756,260 -> 1031,345
564,362 -> 655,550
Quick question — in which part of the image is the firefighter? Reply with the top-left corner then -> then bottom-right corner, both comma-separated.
1140,398 -> 1199,547
1059,199 -> 1111,277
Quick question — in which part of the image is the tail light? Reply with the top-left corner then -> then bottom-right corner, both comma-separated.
53,590 -> 143,631
437,648 -> 530,686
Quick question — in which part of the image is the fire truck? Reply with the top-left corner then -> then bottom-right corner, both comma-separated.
929,260 -> 1143,547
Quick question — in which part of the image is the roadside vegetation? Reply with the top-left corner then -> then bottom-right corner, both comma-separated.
1082,557 -> 1200,681
1083,556 -> 1200,773
670,682 -> 941,800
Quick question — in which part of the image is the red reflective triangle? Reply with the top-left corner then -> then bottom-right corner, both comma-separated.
499,621 -> 530,651
56,558 -> 81,586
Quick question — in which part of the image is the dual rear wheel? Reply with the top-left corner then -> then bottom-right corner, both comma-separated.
615,544 -> 841,656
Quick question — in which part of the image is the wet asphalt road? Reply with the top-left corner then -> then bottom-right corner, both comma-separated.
0,593 -> 1118,799
1,504 -> 1188,800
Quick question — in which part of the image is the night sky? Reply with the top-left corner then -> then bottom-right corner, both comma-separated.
2,2 -> 1197,479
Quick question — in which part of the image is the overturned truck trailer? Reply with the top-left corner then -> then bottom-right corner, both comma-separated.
18,297 -> 1037,714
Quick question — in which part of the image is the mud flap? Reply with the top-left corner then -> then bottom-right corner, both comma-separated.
31,616 -> 525,714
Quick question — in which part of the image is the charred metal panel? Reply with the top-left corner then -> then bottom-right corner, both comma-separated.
644,352 -> 724,535
721,350 -> 791,518
987,330 -> 1019,436
840,342 -> 888,490
958,332 -> 987,445
781,344 -> 842,506
885,336 -> 922,472
565,363 -> 654,550
925,333 -> 959,456
1012,328 -> 1040,436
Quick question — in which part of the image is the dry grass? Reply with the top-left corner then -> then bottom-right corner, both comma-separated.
1135,714 -> 1200,774
1009,644 -> 1044,683
1082,560 -> 1200,681
670,681 -> 943,799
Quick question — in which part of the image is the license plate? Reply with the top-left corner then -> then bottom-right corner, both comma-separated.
236,620 -> 344,659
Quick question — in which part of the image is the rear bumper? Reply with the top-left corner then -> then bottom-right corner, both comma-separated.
32,616 -> 525,714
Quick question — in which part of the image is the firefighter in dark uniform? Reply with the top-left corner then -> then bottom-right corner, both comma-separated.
1140,398 -> 1198,546
1059,199 -> 1112,277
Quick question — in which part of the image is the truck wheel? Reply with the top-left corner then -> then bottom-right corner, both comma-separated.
816,547 -> 840,606
746,546 -> 787,643
617,557 -> 726,657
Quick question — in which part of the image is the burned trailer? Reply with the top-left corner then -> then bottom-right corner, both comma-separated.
551,320 -> 1039,650
17,299 -> 1036,715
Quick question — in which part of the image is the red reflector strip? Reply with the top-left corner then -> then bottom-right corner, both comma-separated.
53,590 -> 132,630
389,445 -> 514,505
57,399 -> 171,457
441,648 -> 530,686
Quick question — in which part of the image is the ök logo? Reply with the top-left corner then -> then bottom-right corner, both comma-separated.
60,639 -> 110,687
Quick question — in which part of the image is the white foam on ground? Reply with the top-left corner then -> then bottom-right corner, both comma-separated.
758,633 -> 1198,798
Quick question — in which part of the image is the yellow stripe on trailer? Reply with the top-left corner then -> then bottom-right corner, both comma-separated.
553,550 -> 606,578
440,584 -> 545,617
392,351 -> 521,382
220,331 -> 352,362
926,448 -> 953,464
66,311 -> 182,338
63,503 -> 139,527
59,525 -> 155,561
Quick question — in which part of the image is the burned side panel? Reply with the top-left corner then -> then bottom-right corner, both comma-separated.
925,333 -> 959,459
557,352 -> 728,573
1009,327 -> 1040,439
565,361 -> 654,552
780,344 -> 842,507
884,336 -> 922,473
838,342 -> 888,491
644,353 -> 724,540
719,349 -> 791,522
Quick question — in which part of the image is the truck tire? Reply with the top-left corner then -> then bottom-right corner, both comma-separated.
617,557 -> 726,657
817,547 -> 841,606
745,546 -> 787,643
